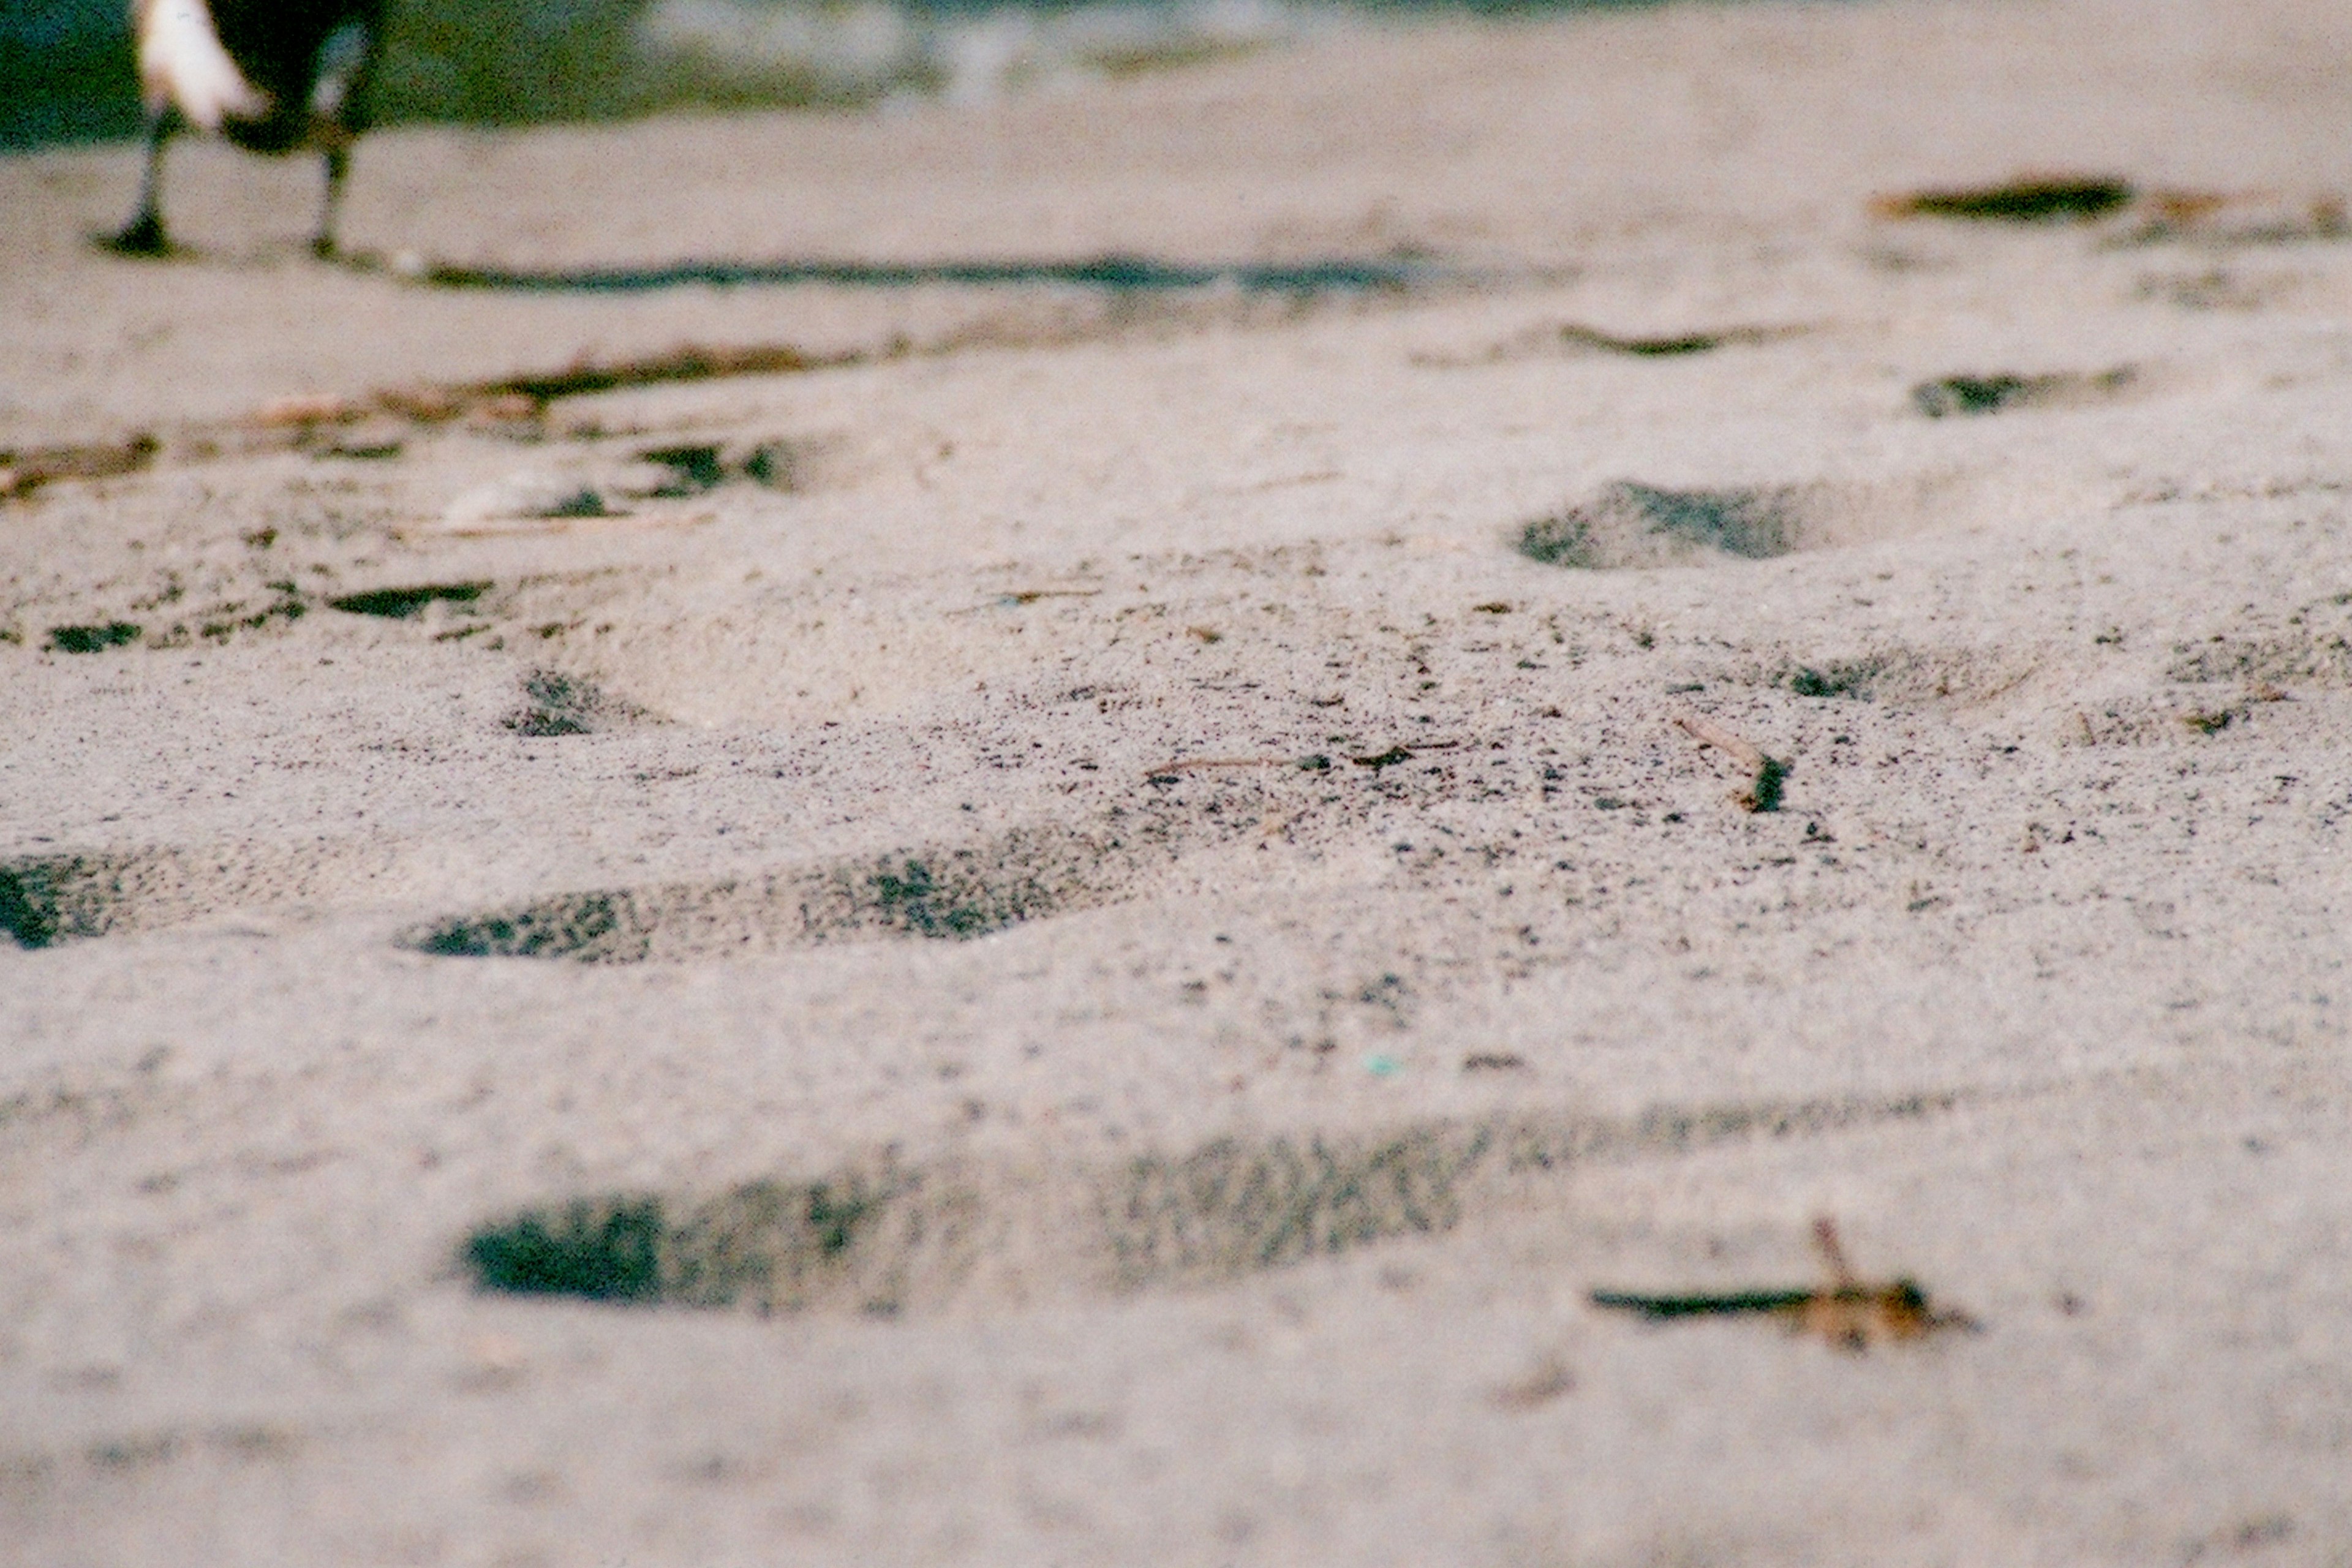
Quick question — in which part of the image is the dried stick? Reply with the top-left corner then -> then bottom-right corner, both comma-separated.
1589,1216 -> 1980,1351
1144,755 -> 1333,779
1674,711 -> 1789,812
0,434 -> 161,500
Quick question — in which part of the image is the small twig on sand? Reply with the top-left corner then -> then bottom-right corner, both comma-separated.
254,343 -> 858,433
1145,755 -> 1333,780
1672,710 -> 1765,770
1674,711 -> 1789,812
1551,322 -> 1809,358
1148,738 -> 1486,782
1000,589 -> 1101,605
946,587 -> 1105,616
0,433 -> 161,501
7,337 -> 914,505
1590,1217 -> 1980,1352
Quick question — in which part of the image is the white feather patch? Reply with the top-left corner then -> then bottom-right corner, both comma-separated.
135,0 -> 270,132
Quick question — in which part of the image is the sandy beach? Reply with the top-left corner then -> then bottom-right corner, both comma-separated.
6,0 -> 2352,1559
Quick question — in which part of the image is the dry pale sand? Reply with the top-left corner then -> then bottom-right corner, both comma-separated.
6,0 -> 2352,1561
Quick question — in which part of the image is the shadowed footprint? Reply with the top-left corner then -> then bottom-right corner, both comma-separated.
1767,646 -> 2043,709
461,1088 -> 1978,1314
502,669 -> 648,736
4,782 -> 1294,955
1520,483 -> 1804,569
2167,624 -> 2352,687
1,843 -> 379,949
1912,367 -> 2135,418
407,820 -> 1186,962
1516,470 -> 2060,570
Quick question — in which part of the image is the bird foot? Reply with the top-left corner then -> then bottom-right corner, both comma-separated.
100,213 -> 173,258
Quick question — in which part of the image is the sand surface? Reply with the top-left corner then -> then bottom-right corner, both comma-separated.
6,0 -> 2352,1561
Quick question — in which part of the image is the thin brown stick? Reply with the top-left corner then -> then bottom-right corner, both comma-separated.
1591,1214 -> 1981,1351
5,341 -> 877,507
1001,589 -> 1101,604
1674,711 -> 1765,771
253,342 -> 861,431
1674,711 -> 1788,813
1144,756 -> 1301,777
0,434 -> 160,500
1553,322 -> 1808,357
1144,739 -> 1484,780
1811,1216 -> 1858,1290
946,587 -> 1106,616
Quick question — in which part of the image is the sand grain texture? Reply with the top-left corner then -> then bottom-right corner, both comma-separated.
6,0 -> 2352,1561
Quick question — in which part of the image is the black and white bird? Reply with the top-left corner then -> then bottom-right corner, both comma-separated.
111,0 -> 388,258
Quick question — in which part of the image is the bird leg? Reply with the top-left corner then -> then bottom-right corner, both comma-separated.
307,19 -> 375,260
105,111 -> 176,257
312,143 -> 350,260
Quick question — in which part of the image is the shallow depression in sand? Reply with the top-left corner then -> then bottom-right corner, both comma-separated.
404,815 -> 1194,962
1514,466 -> 2105,571
461,1088 -> 1976,1316
0,842 -> 400,949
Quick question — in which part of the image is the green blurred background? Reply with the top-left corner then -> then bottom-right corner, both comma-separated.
1,0 -> 1691,152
